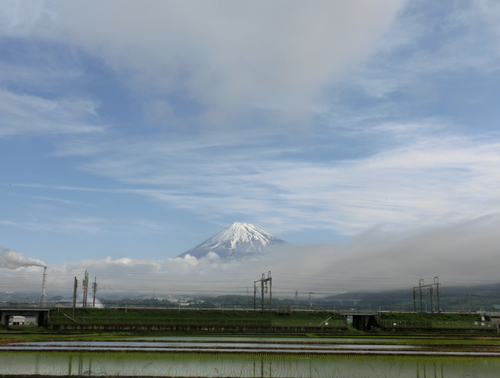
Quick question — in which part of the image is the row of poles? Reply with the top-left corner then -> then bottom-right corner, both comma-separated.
66,270 -> 446,315
413,276 -> 440,313
72,270 -> 98,315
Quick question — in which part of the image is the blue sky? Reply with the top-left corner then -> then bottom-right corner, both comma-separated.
2,1 -> 500,294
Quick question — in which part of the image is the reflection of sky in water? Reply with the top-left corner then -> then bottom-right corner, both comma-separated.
1,340 -> 416,350
1,352 -> 500,377
127,336 -> 404,343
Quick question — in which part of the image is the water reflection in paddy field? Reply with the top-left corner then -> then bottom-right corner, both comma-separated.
126,336 -> 404,343
0,340 -> 416,351
124,335 -> 500,345
1,352 -> 500,377
2,337 -> 499,354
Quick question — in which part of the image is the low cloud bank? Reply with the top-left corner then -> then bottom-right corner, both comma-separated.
2,215 -> 500,298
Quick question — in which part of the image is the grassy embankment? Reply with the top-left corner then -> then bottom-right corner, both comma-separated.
47,309 -> 495,335
0,310 -> 346,344
48,308 -> 346,328
2,310 -> 496,344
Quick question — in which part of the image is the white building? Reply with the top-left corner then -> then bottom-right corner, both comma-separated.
8,316 -> 37,326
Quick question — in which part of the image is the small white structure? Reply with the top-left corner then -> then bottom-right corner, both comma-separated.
8,316 -> 37,326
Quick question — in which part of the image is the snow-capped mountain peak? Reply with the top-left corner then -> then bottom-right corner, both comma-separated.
206,222 -> 274,249
177,222 -> 288,260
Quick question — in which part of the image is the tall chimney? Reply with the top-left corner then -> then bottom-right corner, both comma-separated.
39,266 -> 47,307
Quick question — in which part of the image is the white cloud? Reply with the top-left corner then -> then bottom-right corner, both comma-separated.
3,0 -> 405,125
0,89 -> 105,137
0,0 -> 47,36
25,123 -> 500,236
352,1 -> 500,99
0,217 -> 110,234
0,60 -> 83,91
0,214 -> 168,236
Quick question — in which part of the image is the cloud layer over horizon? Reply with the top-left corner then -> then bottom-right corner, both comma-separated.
2,215 -> 500,298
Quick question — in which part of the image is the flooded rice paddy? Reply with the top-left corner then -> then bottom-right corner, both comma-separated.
2,351 -> 500,377
1,336 -> 500,377
0,339 -> 417,352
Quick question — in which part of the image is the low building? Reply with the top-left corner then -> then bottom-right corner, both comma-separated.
8,316 -> 37,326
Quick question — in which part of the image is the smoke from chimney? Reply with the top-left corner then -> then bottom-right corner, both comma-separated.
0,248 -> 46,269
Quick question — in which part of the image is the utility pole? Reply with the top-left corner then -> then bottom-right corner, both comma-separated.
72,277 -> 78,316
82,270 -> 89,308
419,279 -> 424,313
92,277 -> 98,308
429,286 -> 434,314
254,280 -> 259,310
434,276 -> 440,313
412,289 -> 417,312
295,290 -> 298,310
261,273 -> 265,311
309,292 -> 314,310
268,271 -> 272,311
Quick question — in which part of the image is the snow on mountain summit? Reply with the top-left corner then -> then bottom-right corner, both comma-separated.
177,222 -> 288,260
207,222 -> 275,249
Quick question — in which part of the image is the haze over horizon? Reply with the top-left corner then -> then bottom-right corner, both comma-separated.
2,1 -> 500,295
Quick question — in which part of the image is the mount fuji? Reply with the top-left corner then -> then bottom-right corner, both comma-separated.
177,222 -> 289,260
